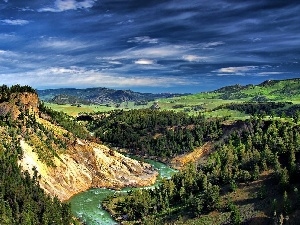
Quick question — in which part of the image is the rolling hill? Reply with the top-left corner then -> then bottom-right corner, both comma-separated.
37,87 -> 189,105
155,78 -> 300,118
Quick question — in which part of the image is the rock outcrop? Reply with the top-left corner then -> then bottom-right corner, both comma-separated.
19,139 -> 158,201
0,92 -> 39,120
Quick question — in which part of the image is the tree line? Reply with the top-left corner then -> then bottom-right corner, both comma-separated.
0,84 -> 36,103
214,102 -> 300,122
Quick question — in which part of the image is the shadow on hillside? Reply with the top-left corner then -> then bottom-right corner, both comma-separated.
243,216 -> 272,225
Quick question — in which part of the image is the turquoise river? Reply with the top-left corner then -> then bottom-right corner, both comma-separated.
69,159 -> 177,225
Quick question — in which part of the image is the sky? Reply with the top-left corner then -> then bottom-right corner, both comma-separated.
0,0 -> 300,93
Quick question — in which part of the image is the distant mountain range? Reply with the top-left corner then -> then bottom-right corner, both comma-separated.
37,87 -> 189,105
37,78 -> 300,106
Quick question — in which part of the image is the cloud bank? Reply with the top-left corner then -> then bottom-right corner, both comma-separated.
0,0 -> 299,93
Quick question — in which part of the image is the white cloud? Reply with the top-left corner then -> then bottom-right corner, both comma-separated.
134,59 -> 155,65
0,19 -> 29,25
108,61 -> 122,65
38,0 -> 96,12
215,66 -> 257,73
250,37 -> 262,42
0,49 -> 19,58
182,55 -> 208,62
128,36 -> 159,44
97,45 -> 183,65
0,66 -> 195,88
38,38 -> 93,50
0,33 -> 16,40
216,73 -> 246,77
203,41 -> 224,49
127,46 -> 182,58
117,19 -> 134,25
99,43 -> 214,66
258,72 -> 285,75
19,7 -> 34,12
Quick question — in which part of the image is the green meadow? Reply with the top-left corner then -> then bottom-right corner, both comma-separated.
43,103 -> 116,116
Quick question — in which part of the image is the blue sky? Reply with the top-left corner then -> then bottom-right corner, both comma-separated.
0,0 -> 299,93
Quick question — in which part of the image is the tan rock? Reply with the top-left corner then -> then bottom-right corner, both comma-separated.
0,92 -> 39,120
19,139 -> 158,201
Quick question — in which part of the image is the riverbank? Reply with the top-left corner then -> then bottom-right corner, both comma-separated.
69,158 -> 177,225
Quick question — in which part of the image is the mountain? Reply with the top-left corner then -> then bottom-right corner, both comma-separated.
37,87 -> 189,105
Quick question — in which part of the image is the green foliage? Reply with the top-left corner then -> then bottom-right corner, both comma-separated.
103,163 -> 221,222
283,191 -> 291,215
88,109 -> 223,157
215,102 -> 293,117
104,117 -> 300,223
0,84 -> 84,224
39,102 -> 90,140
156,78 -> 300,116
0,134 -> 74,225
0,84 -> 36,103
2,109 -> 71,167
229,204 -> 242,225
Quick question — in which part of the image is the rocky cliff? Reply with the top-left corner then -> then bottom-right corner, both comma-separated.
19,138 -> 158,201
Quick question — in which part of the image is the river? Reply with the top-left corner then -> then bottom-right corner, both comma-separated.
69,158 -> 177,225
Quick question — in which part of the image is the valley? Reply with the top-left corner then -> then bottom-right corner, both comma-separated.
1,78 -> 300,225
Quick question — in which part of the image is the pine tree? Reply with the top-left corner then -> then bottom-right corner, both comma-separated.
230,204 -> 242,225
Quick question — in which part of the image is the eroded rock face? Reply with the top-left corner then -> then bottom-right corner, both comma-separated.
2,90 -> 158,201
0,92 -> 39,120
19,139 -> 158,201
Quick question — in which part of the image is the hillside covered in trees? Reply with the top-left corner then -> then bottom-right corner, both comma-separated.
86,109 -> 223,158
0,85 -> 77,225
102,116 -> 300,224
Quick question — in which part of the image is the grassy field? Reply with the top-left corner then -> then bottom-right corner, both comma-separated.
44,103 -> 116,116
44,102 -> 153,116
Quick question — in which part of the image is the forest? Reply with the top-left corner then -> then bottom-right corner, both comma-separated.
214,102 -> 300,120
86,109 -> 224,158
0,116 -> 76,225
102,117 -> 300,224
